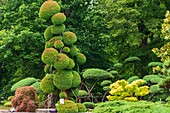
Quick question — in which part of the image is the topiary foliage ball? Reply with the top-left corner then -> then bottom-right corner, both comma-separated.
62,46 -> 70,53
56,100 -> 78,113
66,58 -> 75,69
40,74 -> 55,93
51,13 -> 66,25
39,0 -> 61,20
44,26 -> 53,41
71,71 -> 81,88
51,24 -> 65,35
53,70 -> 73,90
76,53 -> 86,65
41,48 -> 58,65
47,36 -> 62,47
70,46 -> 80,57
54,40 -> 64,49
59,92 -> 67,99
53,53 -> 70,70
76,103 -> 87,112
63,32 -> 77,46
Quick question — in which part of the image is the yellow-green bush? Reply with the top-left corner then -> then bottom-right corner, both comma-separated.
40,74 -> 55,93
53,53 -> 70,70
63,32 -> 77,46
70,46 -> 80,57
44,26 -> 53,41
66,58 -> 75,70
76,103 -> 87,112
39,0 -> 60,20
107,79 -> 149,101
54,40 -> 64,49
56,100 -> 78,113
41,48 -> 58,65
76,53 -> 86,65
71,71 -> 81,88
51,24 -> 65,35
51,13 -> 66,25
53,70 -> 73,90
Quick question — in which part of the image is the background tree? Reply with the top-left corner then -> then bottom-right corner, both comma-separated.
0,0 -> 46,97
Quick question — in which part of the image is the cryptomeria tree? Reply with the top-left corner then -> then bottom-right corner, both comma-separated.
39,0 -> 86,100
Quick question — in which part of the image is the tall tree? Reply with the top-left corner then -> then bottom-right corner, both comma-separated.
0,0 -> 46,97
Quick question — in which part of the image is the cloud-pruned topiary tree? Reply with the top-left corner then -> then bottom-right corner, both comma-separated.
38,0 -> 86,109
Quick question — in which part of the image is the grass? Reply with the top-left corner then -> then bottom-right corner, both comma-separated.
0,105 -> 11,110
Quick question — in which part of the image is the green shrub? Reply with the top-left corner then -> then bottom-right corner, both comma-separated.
92,100 -> 170,113
11,77 -> 37,92
143,75 -> 163,84
148,62 -> 163,67
39,0 -> 60,20
124,56 -> 141,63
53,70 -> 73,90
40,74 -> 55,94
83,102 -> 96,109
53,53 -> 70,70
127,76 -> 140,83
4,101 -> 12,107
41,48 -> 58,65
56,100 -> 78,113
76,103 -> 87,112
100,80 -> 112,87
71,71 -> 81,88
63,32 -> 77,46
78,90 -> 88,97
59,92 -> 67,99
31,82 -> 42,93
76,53 -> 86,65
83,68 -> 114,80
51,13 -> 66,25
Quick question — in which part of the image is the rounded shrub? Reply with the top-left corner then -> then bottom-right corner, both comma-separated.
51,24 -> 65,35
47,36 -> 62,47
40,74 -> 55,93
56,100 -> 78,113
44,26 -> 53,41
11,77 -> 37,92
54,40 -> 64,49
100,80 -> 112,87
41,48 -> 58,65
59,92 -> 67,99
76,103 -> 87,112
66,58 -> 75,70
83,102 -> 96,109
127,76 -> 140,83
76,53 -> 86,65
53,70 -> 73,90
53,53 -> 70,70
70,46 -> 80,57
62,46 -> 70,53
78,90 -> 88,97
63,32 -> 77,46
4,101 -> 12,107
39,0 -> 61,20
51,13 -> 66,25
71,71 -> 81,88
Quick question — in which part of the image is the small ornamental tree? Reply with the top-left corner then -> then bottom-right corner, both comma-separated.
38,0 -> 86,102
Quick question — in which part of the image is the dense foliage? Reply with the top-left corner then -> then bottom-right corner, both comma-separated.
92,100 -> 170,113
